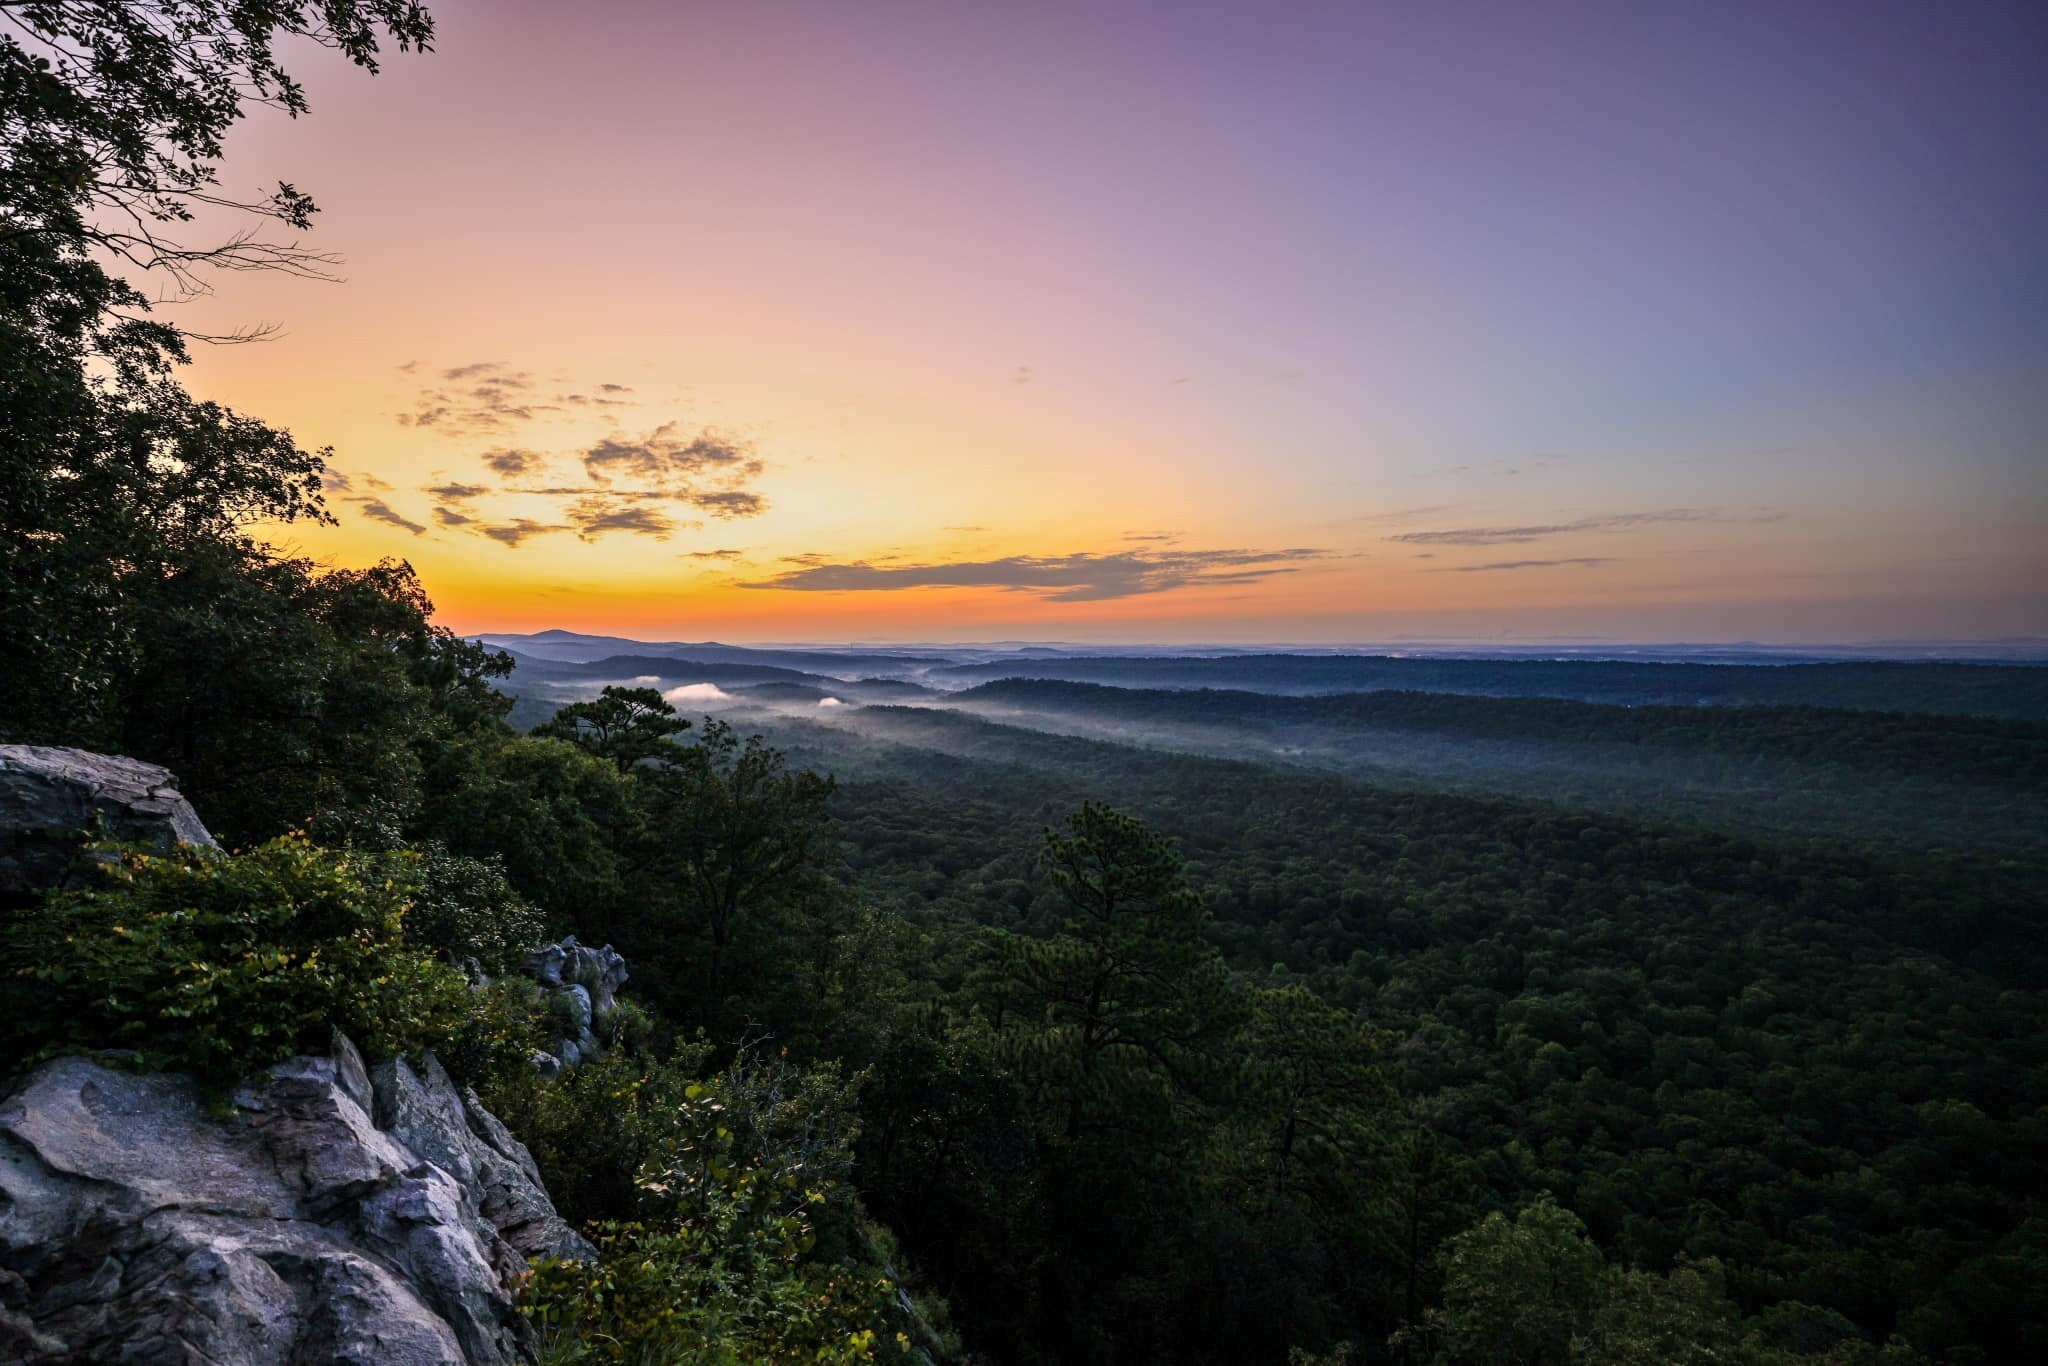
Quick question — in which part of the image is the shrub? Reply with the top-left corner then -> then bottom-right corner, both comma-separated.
498,1040 -> 909,1363
522,1221 -> 905,1366
0,836 -> 537,1097
390,840 -> 548,972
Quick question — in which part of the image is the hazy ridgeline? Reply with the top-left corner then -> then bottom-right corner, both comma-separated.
506,648 -> 2048,856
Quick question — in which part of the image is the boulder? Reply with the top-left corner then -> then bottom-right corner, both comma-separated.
0,1033 -> 589,1363
0,746 -> 216,897
521,937 -> 627,1015
521,938 -> 628,1076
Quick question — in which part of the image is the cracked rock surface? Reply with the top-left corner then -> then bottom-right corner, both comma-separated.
0,746 -> 216,897
0,1032 -> 590,1364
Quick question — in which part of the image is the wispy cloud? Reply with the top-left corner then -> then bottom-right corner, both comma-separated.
1433,557 -> 1611,572
742,547 -> 1329,602
1388,508 -> 1760,547
681,548 -> 747,560
1352,504 -> 1456,526
397,362 -> 559,435
357,500 -> 427,536
393,366 -> 771,544
480,519 -> 569,547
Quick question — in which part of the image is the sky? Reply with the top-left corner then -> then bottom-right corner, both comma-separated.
172,0 -> 2047,644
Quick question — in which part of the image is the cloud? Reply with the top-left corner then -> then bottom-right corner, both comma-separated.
568,500 -> 675,540
818,697 -> 846,708
1434,557 -> 1610,572
942,524 -> 988,533
399,374 -> 771,547
481,448 -> 545,477
1352,504 -> 1455,526
663,683 -> 734,705
325,469 -> 391,493
397,363 -> 558,434
1122,531 -> 1180,542
1389,508 -> 1743,547
480,519 -> 569,547
681,548 -> 747,560
688,489 -> 766,518
582,425 -> 761,484
357,500 -> 426,536
742,547 -> 1330,602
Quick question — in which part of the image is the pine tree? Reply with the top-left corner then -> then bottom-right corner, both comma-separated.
993,802 -> 1238,1144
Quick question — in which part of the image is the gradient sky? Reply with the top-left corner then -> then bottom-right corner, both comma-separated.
172,0 -> 2047,643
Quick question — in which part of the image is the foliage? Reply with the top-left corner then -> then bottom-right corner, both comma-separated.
521,1221 -> 904,1366
532,685 -> 691,772
1423,1197 -> 1607,1364
1,0 -> 437,755
502,1040 -> 908,1365
110,554 -> 511,845
626,719 -> 841,1022
419,733 -> 639,930
386,840 -> 547,972
722,703 -> 2048,1360
0,837 -> 536,1097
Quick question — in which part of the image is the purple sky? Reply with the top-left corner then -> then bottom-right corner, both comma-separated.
181,0 -> 2048,641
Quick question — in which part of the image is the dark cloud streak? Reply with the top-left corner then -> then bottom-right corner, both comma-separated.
743,547 -> 1329,602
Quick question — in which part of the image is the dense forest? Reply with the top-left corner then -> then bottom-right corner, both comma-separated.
4,3 -> 2045,1363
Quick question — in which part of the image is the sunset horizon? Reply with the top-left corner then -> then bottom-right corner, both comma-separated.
154,0 -> 2043,647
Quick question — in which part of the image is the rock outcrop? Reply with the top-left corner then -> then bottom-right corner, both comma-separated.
0,1031 -> 589,1364
0,746 -> 215,897
521,937 -> 628,1073
0,746 -> 601,1362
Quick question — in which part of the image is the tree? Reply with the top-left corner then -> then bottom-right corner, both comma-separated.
634,719 -> 838,1017
1424,1197 -> 1606,1365
532,686 -> 691,773
978,804 -> 1243,1360
113,554 -> 509,845
992,802 -> 1236,1144
2,1 -> 436,747
418,732 -> 640,931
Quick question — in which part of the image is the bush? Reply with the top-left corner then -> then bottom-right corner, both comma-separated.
522,1220 -> 906,1366
390,841 -> 548,972
0,836 -> 538,1097
496,1040 -> 910,1363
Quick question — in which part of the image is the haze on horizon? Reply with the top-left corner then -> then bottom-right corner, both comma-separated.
176,0 -> 2046,646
